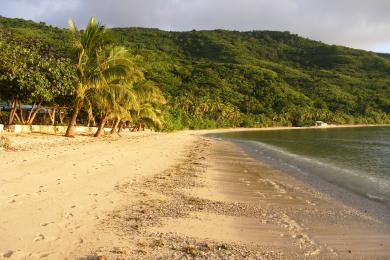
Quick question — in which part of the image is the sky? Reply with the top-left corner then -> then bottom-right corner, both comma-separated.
1,0 -> 390,53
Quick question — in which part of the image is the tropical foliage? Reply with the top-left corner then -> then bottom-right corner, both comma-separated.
1,16 -> 390,132
0,28 -> 76,126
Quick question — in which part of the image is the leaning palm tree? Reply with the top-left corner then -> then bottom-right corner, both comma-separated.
133,81 -> 166,105
91,47 -> 144,137
65,17 -> 142,137
107,80 -> 165,134
127,81 -> 166,131
131,103 -> 164,131
65,17 -> 107,137
92,82 -> 139,137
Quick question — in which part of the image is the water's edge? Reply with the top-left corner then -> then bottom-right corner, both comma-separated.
207,133 -> 390,224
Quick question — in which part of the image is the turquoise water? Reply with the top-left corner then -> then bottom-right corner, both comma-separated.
222,127 -> 390,205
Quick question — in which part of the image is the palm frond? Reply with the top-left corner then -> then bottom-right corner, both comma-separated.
134,81 -> 166,104
68,19 -> 77,34
69,17 -> 166,131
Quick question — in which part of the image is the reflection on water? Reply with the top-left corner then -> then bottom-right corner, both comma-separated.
221,127 -> 390,204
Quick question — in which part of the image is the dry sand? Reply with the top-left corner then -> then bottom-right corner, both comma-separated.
0,131 -> 197,259
0,129 -> 389,259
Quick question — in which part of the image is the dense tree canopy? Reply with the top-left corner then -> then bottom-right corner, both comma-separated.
0,28 -> 76,125
1,16 -> 390,130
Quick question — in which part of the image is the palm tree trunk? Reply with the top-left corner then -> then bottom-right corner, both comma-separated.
117,120 -> 124,134
110,117 -> 120,134
65,99 -> 83,137
94,113 -> 109,137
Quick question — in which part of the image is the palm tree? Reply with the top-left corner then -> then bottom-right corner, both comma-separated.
65,17 -> 144,137
128,103 -> 161,131
88,47 -> 143,137
128,81 -> 166,131
108,80 -> 155,135
107,83 -> 139,135
133,81 -> 166,106
68,30 -> 164,138
65,17 -> 141,137
93,77 -> 141,138
103,80 -> 165,134
65,17 -> 107,137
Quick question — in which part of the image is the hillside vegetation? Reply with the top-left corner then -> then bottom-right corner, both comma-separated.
1,16 -> 390,130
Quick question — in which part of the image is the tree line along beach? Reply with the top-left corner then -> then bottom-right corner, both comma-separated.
0,12 -> 390,260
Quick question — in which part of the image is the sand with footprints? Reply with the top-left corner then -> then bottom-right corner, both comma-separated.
0,130 -> 389,259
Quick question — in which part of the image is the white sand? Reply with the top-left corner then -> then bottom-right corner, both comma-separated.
0,131 -> 197,259
1,126 -> 389,259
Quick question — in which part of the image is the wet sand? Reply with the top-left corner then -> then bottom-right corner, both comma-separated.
0,130 -> 389,259
79,135 -> 389,259
190,139 -> 390,258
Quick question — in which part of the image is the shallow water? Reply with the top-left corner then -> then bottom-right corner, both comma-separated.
221,127 -> 390,205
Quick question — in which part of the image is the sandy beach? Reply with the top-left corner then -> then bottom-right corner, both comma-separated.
0,129 -> 389,259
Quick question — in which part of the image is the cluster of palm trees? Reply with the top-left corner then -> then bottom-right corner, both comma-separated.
174,96 -> 241,126
65,17 -> 165,138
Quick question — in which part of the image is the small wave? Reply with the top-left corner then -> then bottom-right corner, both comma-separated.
248,140 -> 363,177
366,193 -> 386,202
232,139 -> 390,202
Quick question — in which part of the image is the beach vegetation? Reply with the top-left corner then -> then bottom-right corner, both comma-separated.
64,17 -> 113,137
1,16 -> 390,133
62,17 -> 163,137
0,28 -> 76,126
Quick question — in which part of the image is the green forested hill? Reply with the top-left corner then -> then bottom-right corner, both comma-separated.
1,16 -> 390,129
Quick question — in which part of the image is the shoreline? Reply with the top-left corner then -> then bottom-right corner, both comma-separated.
79,132 -> 390,258
1,122 -> 388,137
0,130 -> 389,258
197,139 -> 390,256
183,123 -> 390,135
87,134 -> 389,259
222,137 -> 390,225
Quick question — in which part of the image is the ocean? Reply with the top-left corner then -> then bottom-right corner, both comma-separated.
220,126 -> 390,206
